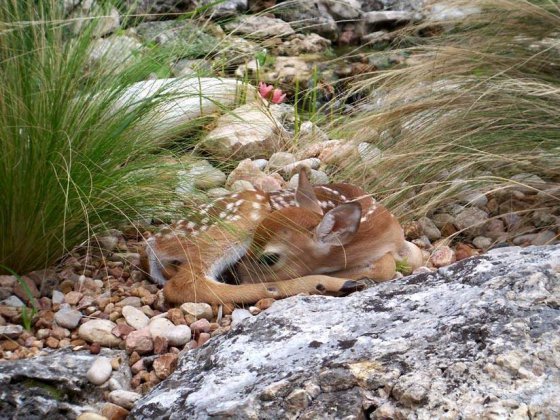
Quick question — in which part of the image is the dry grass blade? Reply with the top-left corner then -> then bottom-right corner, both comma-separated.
330,0 -> 560,227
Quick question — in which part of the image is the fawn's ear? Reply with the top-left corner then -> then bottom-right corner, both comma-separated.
295,167 -> 323,215
315,202 -> 362,245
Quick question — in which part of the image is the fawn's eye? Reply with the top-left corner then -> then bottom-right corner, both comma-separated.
258,253 -> 280,266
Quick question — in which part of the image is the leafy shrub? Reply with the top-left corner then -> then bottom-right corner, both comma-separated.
0,0 -> 186,274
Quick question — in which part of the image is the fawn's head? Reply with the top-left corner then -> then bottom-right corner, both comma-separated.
231,169 -> 364,284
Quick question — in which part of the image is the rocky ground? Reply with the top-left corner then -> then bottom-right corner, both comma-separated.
1,0 -> 559,419
1,245 -> 559,418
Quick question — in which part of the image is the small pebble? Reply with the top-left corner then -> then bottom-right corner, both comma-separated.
429,246 -> 456,268
149,318 -> 191,346
125,328 -> 153,354
65,291 -> 83,305
116,296 -> 142,308
190,318 -> 211,334
180,302 -> 213,321
122,305 -> 150,330
76,413 -> 107,420
101,402 -> 129,420
473,236 -> 492,249
153,353 -> 179,380
108,390 -> 141,410
0,325 -> 23,339
54,307 -> 83,329
51,290 -> 65,305
87,356 -> 113,385
79,319 -> 123,347
89,342 -> 101,354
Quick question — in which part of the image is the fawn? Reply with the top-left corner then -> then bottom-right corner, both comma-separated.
143,168 -> 423,305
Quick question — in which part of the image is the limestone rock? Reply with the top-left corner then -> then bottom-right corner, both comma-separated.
224,15 -> 295,39
86,356 -> 113,385
122,306 -> 150,330
131,245 -> 560,419
274,0 -> 338,40
88,35 -> 142,71
79,319 -> 123,347
0,348 -> 128,417
54,306 -> 83,329
114,78 -> 258,136
204,104 -> 291,159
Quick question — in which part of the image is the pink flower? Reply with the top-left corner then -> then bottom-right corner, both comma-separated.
258,82 -> 274,99
270,88 -> 286,104
258,82 -> 286,104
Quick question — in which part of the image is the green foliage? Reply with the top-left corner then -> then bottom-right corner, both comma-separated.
395,258 -> 412,275
0,0 -> 187,274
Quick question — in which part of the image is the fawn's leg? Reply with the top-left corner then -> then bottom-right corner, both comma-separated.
163,273 -> 364,305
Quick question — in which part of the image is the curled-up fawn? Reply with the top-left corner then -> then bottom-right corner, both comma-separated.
143,169 -> 423,305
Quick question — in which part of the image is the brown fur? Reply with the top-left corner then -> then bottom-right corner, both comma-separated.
146,170 -> 423,305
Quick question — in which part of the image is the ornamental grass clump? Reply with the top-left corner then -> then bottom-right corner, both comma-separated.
0,0 -> 192,274
335,0 -> 560,222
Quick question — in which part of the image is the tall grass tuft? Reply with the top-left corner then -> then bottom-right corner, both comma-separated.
334,0 -> 560,221
0,0 -> 188,274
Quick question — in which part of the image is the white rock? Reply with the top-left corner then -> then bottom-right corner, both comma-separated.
0,325 -> 23,338
473,236 -> 492,249
166,325 -> 192,347
223,15 -> 295,39
54,307 -> 83,329
298,121 -> 329,144
86,356 -> 113,385
51,290 -> 65,305
454,207 -> 489,236
280,158 -> 321,177
108,389 -> 142,410
418,217 -> 442,241
149,318 -> 191,346
267,152 -> 296,171
323,0 -> 361,19
288,170 -> 329,188
122,305 -> 150,330
253,159 -> 268,170
204,103 -> 290,159
176,160 -> 227,194
532,230 -> 557,246
230,180 -> 256,192
430,4 -> 481,21
206,187 -> 230,198
115,78 -> 258,136
78,319 -> 122,347
76,413 -> 107,420
180,302 -> 214,321
231,309 -> 252,327
88,35 -> 142,70
0,296 -> 25,307
364,11 -> 414,24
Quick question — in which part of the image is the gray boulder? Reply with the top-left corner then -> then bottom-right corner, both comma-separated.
131,245 -> 560,419
0,348 -> 129,418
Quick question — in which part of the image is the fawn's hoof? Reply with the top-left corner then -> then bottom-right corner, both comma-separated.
339,280 -> 365,295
